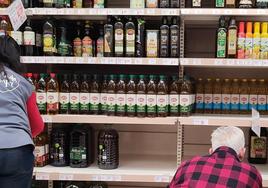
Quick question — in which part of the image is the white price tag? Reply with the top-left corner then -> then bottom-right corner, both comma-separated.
180,58 -> 189,65
65,8 -> 74,15
252,108 -> 261,137
59,174 -> 74,181
239,9 -> 247,15
122,9 -> 132,15
214,59 -> 224,66
257,9 -> 265,15
263,60 -> 268,66
108,9 -> 120,15
87,58 -> 95,64
194,9 -> 202,14
212,9 -> 221,15
224,9 -> 232,15
148,58 -> 157,64
57,57 -> 65,64
226,59 -> 235,66
192,59 -> 201,65
136,9 -> 145,15
98,8 -> 107,15
193,119 -> 208,125
134,58 -> 143,65
117,58 -> 125,64
154,175 -> 170,182
36,57 -> 44,63
168,59 -> 178,65
74,57 -> 83,64
57,9 -> 64,15
7,0 -> 27,31
91,175 -> 122,181
36,173 -> 50,180
46,8 -> 55,15
42,115 -> 52,123
46,57 -> 55,64
146,9 -> 156,15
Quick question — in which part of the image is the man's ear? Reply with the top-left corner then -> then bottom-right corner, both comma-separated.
238,148 -> 246,161
209,148 -> 213,154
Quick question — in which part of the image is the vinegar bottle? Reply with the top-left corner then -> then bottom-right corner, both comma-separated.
47,73 -> 59,115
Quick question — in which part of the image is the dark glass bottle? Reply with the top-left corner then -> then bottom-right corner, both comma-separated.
126,75 -> 137,117
82,21 -> 93,57
248,128 -> 268,164
58,26 -> 70,56
116,75 -> 126,116
136,75 -> 146,117
114,17 -> 124,57
73,21 -> 82,57
80,74 -> 90,114
107,75 -> 117,116
36,73 -> 47,114
70,74 -> 80,114
160,0 -> 169,7
157,75 -> 168,117
239,0 -> 253,8
84,0 -> 93,7
23,19 -> 35,56
146,75 -> 157,117
169,75 -> 179,116
70,125 -> 94,168
170,0 -> 180,7
104,16 -> 114,57
227,18 -> 237,58
256,0 -> 268,8
216,17 -> 227,58
35,23 -> 43,56
98,127 -> 119,169
160,17 -> 169,58
90,74 -> 101,115
125,17 -> 136,57
96,29 -> 104,57
100,75 -> 108,115
180,78 -> 192,117
10,28 -> 23,56
136,18 -> 146,57
43,19 -> 56,56
170,17 -> 180,58
59,74 -> 70,114
50,127 -> 69,167
46,73 -> 59,115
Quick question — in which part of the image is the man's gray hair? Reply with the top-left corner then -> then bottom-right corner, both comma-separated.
211,126 -> 245,154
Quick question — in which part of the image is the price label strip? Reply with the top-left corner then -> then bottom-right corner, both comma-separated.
7,0 -> 27,31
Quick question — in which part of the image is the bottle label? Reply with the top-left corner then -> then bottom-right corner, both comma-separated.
107,93 -> 116,112
126,29 -> 135,53
24,31 -> 35,46
258,95 -> 267,111
157,95 -> 168,113
171,0 -> 179,7
231,94 -> 240,110
126,93 -> 136,113
47,92 -> 59,111
60,92 -> 70,111
160,29 -> 169,57
146,31 -> 158,57
43,33 -> 54,52
237,36 -> 245,58
217,30 -> 227,58
192,0 -> 201,6
195,93 -> 204,110
70,147 -> 87,161
228,29 -> 237,55
261,38 -> 268,59
249,94 -> 258,110
36,92 -> 47,112
130,0 -> 145,8
73,38 -> 82,57
170,29 -> 179,57
82,36 -> 93,57
245,37 -> 253,59
58,42 -> 70,56
11,31 -> 22,45
253,37 -> 261,59
94,0 -> 105,8
169,94 -> 179,113
146,0 -> 158,7
116,93 -> 126,113
147,94 -> 157,113
104,29 -> 113,53
213,94 -> 222,110
250,136 -> 267,158
90,93 -> 100,111
73,0 -> 82,7
80,92 -> 90,111
180,95 -> 191,113
204,94 -> 213,110
70,93 -> 80,111
34,146 -> 45,158
222,94 -> 231,110
239,94 -> 249,111
137,94 -> 146,113
36,33 -> 42,47
216,0 -> 224,7
100,93 -> 108,111
97,38 -> 104,57
115,28 -> 124,53
43,0 -> 53,3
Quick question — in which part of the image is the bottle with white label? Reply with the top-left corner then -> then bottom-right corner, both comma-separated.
126,75 -> 137,117
107,75 -> 117,116
116,75 -> 126,116
23,19 -> 35,56
180,78 -> 192,117
147,75 -> 157,117
213,78 -> 222,114
36,73 -> 47,114
90,75 -> 100,115
222,79 -> 231,114
80,74 -> 90,114
70,74 -> 80,114
257,79 -> 267,115
137,75 -> 146,117
195,78 -> 204,114
114,17 -> 124,57
100,75 -> 108,115
46,73 -> 59,115
249,79 -> 258,111
169,75 -> 179,116
59,74 -> 70,114
239,79 -> 250,114
204,78 -> 213,114
231,79 -> 240,114
157,75 -> 168,117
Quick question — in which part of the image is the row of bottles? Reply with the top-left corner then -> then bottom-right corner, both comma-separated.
192,0 -> 268,8
216,17 -> 268,59
130,0 -> 180,8
195,78 -> 268,115
35,125 -> 119,169
32,180 -> 108,188
26,73 -> 195,117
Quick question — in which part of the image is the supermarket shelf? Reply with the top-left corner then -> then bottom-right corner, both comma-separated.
179,115 -> 268,127
26,8 -> 179,16
34,154 -> 177,183
0,8 -> 6,15
42,115 -> 178,125
21,56 -> 179,66
180,58 -> 268,68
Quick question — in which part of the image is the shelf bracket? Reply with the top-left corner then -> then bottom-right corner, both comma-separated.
176,119 -> 184,165
48,180 -> 53,188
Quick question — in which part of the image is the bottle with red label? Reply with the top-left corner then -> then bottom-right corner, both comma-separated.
82,21 -> 93,57
80,74 -> 90,114
107,75 -> 117,116
90,74 -> 100,115
34,132 -> 47,167
59,74 -> 70,114
257,79 -> 268,115
180,78 -> 192,117
126,75 -> 137,117
157,75 -> 168,117
70,74 -> 80,114
239,79 -> 250,114
147,75 -> 157,117
249,79 -> 258,111
116,75 -> 126,116
213,78 -> 222,114
46,73 -> 59,115
36,73 -> 47,115
169,75 -> 179,116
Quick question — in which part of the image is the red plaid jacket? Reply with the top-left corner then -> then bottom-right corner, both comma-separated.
169,147 -> 262,188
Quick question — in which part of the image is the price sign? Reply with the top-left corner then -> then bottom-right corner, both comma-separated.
91,175 -> 122,181
7,0 -> 27,31
59,174 -> 74,181
36,173 -> 50,180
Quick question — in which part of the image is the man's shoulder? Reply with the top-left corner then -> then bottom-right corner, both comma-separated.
181,155 -> 210,167
240,161 -> 261,174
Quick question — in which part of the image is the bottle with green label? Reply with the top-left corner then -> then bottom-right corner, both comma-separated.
157,75 -> 168,117
180,78 -> 192,117
58,26 -> 70,56
70,74 -> 80,114
126,75 -> 137,117
90,75 -> 100,115
137,75 -> 146,117
36,73 -> 47,114
215,0 -> 225,7
116,75 -> 126,116
59,74 -> 70,114
146,75 -> 157,117
169,75 -> 179,116
107,75 -> 117,116
100,75 -> 108,115
43,19 -> 56,56
80,74 -> 90,114
216,17 -> 227,58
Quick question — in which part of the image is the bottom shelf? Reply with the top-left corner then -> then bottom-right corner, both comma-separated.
34,155 -> 177,183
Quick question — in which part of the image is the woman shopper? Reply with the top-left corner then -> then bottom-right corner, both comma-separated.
0,35 -> 44,188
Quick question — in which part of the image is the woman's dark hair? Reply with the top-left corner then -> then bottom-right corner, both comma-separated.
0,35 -> 25,75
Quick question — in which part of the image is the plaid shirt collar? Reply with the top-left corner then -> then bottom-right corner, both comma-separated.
210,146 -> 240,162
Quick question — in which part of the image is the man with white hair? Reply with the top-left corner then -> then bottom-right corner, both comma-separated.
169,126 -> 262,188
